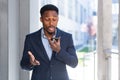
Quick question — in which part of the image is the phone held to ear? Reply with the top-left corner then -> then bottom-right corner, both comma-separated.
51,37 -> 59,42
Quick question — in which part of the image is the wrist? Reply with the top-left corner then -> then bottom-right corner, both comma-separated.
56,48 -> 61,53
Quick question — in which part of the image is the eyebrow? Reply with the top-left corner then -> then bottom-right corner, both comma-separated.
45,16 -> 58,18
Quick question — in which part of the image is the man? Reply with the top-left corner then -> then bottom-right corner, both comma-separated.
20,4 -> 78,80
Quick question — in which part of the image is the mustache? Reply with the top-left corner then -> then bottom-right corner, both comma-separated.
48,26 -> 55,28
43,26 -> 56,30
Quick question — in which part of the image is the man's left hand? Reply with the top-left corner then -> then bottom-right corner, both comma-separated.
48,37 -> 61,53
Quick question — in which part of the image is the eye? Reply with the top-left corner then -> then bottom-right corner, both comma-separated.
53,17 -> 58,21
53,18 -> 57,21
45,18 -> 50,21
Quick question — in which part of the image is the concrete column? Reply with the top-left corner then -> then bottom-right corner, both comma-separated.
0,0 -> 8,80
97,0 -> 112,80
0,0 -> 30,80
19,0 -> 30,80
8,0 -> 20,80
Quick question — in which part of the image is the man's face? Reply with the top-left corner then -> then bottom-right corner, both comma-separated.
40,10 -> 58,35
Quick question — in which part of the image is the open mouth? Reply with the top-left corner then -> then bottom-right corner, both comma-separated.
48,27 -> 55,32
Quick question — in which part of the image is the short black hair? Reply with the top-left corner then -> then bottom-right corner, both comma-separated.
40,4 -> 59,16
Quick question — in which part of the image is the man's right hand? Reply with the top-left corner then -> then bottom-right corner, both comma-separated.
28,51 -> 40,66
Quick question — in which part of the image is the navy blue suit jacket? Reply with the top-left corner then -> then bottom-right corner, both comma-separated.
20,28 -> 78,80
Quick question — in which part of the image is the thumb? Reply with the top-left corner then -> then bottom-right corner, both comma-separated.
35,60 -> 40,65
58,37 -> 61,41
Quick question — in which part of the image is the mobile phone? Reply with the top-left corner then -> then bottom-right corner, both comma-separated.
51,37 -> 59,42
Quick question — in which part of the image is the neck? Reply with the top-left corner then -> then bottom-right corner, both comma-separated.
44,31 -> 55,39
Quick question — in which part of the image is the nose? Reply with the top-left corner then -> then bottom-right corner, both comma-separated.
49,20 -> 53,26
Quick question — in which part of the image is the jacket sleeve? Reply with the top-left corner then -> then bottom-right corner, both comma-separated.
55,34 -> 78,68
20,35 -> 34,70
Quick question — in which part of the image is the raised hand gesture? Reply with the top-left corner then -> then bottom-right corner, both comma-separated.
28,51 -> 40,66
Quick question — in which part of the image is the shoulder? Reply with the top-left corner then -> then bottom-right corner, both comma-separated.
26,29 -> 41,38
57,28 -> 72,38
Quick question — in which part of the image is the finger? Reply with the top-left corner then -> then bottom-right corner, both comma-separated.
28,51 -> 34,58
58,37 -> 61,42
35,60 -> 40,65
28,51 -> 35,61
54,37 -> 60,44
48,37 -> 51,41
48,38 -> 51,43
48,38 -> 54,45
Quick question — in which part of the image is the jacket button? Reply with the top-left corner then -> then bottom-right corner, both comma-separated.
50,64 -> 53,67
50,76 -> 52,80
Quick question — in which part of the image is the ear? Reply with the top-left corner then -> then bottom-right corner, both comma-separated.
40,17 -> 42,22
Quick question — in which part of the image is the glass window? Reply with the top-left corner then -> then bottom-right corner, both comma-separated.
111,2 -> 119,80
57,0 -> 65,16
40,0 -> 52,6
68,0 -> 73,19
75,0 -> 79,22
80,5 -> 83,24
30,0 -> 98,80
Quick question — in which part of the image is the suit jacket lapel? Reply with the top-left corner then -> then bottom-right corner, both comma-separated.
36,29 -> 50,63
56,28 -> 62,38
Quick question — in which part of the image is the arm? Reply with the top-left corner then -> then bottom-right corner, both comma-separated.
55,34 -> 78,68
20,35 -> 34,70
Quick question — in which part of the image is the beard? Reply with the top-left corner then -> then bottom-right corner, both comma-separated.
43,26 -> 56,35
